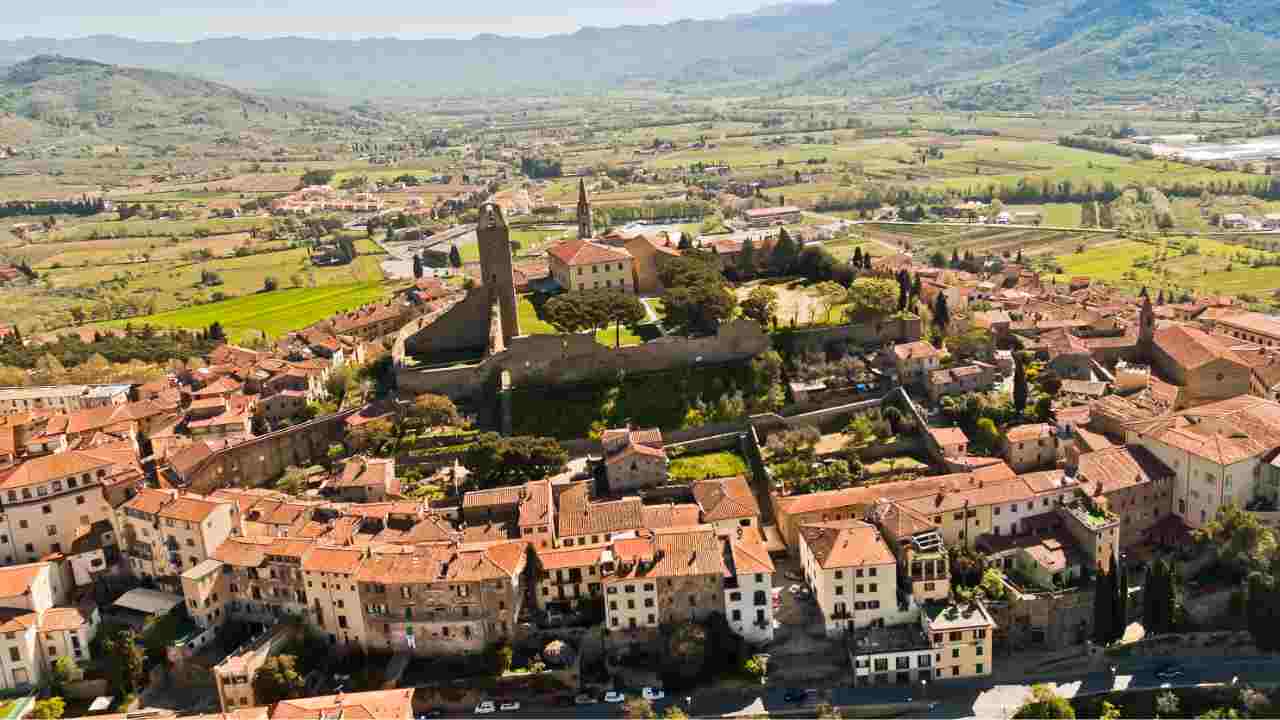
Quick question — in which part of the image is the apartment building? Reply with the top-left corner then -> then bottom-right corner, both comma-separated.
211,537 -> 313,625
0,562 -> 95,691
603,527 -> 726,634
556,483 -> 643,548
213,625 -> 297,712
798,520 -> 903,638
925,601 -> 995,681
121,488 -> 240,579
533,543 -> 609,613
355,542 -> 527,656
246,689 -> 414,720
721,529 -> 774,645
868,501 -> 950,603
302,545 -> 369,649
892,342 -> 943,385
0,384 -> 131,415
1001,424 -> 1059,473
0,451 -> 119,565
326,457 -> 398,503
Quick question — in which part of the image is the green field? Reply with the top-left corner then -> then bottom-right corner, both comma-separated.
668,450 -> 750,481
100,282 -> 390,342
1051,236 -> 1280,296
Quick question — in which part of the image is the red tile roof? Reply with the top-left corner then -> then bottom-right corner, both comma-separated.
546,239 -> 633,267
799,520 -> 895,569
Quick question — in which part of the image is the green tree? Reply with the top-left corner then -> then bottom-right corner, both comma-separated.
263,276 -> 279,292
274,465 -> 309,495
1013,684 -> 1076,719
1155,691 -> 1181,719
667,621 -> 709,681
975,418 -> 1000,451
947,328 -> 993,361
102,628 -> 146,695
769,228 -> 799,274
409,393 -> 462,428
347,418 -> 396,456
844,278 -> 897,321
741,286 -> 779,329
662,706 -> 690,720
660,257 -> 737,335
980,567 -> 1007,600
253,655 -> 307,705
796,246 -> 837,281
933,292 -> 951,331
1100,701 -> 1122,720
463,433 -> 568,489
624,697 -> 656,720
604,292 -> 647,348
449,244 -> 463,268
49,656 -> 74,696
300,169 -> 335,186
32,698 -> 65,720
1112,554 -> 1128,644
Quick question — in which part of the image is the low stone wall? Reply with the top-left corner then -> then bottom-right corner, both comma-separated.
666,431 -> 744,455
778,316 -> 923,355
180,408 -> 359,492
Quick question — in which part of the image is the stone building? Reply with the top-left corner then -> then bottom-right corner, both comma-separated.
0,450 -> 121,566
121,488 -> 241,580
602,427 -> 668,492
547,239 -> 636,294
798,520 -> 903,637
1000,423 -> 1058,472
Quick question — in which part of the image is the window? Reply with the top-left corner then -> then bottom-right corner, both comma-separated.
869,583 -> 877,593
834,570 -> 843,580
952,648 -> 960,658
7,648 -> 16,662
46,525 -> 56,537
917,654 -> 931,667
896,657 -> 910,670
976,645 -> 984,656
869,568 -> 876,577
41,505 -> 50,515
835,585 -> 844,596
949,631 -> 962,641
730,592 -> 742,602
732,609 -> 741,621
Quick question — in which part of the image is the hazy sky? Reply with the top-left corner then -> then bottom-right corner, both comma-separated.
4,0 -> 778,41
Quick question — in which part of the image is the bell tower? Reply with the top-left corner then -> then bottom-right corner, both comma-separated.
476,202 -> 520,343
576,178 -> 593,240
1138,293 -> 1155,362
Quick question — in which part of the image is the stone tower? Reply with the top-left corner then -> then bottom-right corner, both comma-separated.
1138,293 -> 1155,362
576,178 -> 593,240
476,202 -> 520,343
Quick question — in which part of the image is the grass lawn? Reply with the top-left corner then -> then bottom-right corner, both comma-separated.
516,295 -> 643,346
99,282 -> 389,342
864,456 -> 930,474
1050,235 -> 1280,294
668,450 -> 750,481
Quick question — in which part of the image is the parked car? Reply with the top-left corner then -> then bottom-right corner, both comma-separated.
1155,664 -> 1184,680
499,701 -> 521,712
418,710 -> 443,718
783,689 -> 804,703
604,691 -> 626,703
643,687 -> 665,701
474,701 -> 496,714
575,694 -> 597,705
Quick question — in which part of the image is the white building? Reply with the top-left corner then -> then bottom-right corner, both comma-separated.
721,530 -> 774,645
798,520 -> 905,637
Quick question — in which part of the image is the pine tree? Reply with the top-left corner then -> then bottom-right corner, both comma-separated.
1094,564 -> 1114,644
1013,352 -> 1028,416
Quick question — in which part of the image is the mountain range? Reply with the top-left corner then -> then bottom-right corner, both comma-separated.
0,54 -> 356,145
1,0 -> 1279,104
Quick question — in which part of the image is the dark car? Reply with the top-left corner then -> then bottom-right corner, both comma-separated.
783,689 -> 804,703
418,710 -> 444,719
1155,664 -> 1184,680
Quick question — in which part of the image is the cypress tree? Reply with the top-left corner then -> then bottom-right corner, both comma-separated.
934,293 -> 951,332
852,246 -> 863,268
449,245 -> 463,268
1013,352 -> 1028,416
412,254 -> 423,279
1111,554 -> 1127,643
770,228 -> 798,274
1093,564 -> 1114,644
738,236 -> 756,277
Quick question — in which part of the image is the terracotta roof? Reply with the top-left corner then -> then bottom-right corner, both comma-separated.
724,532 -> 775,575
518,480 -> 552,527
546,239 -> 632,267
334,457 -> 395,490
211,537 -> 273,567
1004,423 -> 1054,442
799,520 -> 895,569
893,341 -> 941,361
691,476 -> 760,522
0,450 -> 114,489
1077,446 -> 1173,494
869,501 -> 936,539
270,688 -> 414,720
535,543 -> 609,571
642,503 -> 702,529
556,483 -> 643,537
463,485 -> 522,510
1215,311 -> 1280,339
1038,327 -> 1090,356
776,464 -> 1017,516
1154,324 -> 1245,371
301,546 -> 367,575
929,427 -> 969,447
0,563 -> 45,598
38,606 -> 91,632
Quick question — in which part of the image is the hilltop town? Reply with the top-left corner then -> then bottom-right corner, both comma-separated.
3,167 -> 1280,719
8,42 -> 1280,719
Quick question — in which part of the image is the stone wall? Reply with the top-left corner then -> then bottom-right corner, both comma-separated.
989,584 -> 1095,652
401,288 -> 493,359
179,409 -> 359,492
398,319 -> 771,400
779,316 -> 922,355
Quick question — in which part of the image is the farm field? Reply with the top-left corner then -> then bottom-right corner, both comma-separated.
868,223 -> 1114,259
48,216 -> 274,242
98,282 -> 390,342
1050,235 -> 1280,295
